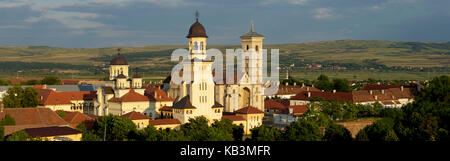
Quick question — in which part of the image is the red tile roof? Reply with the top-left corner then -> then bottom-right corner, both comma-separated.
235,106 -> 264,114
0,108 -> 69,136
61,111 -> 95,129
23,126 -> 81,138
109,89 -> 149,102
39,90 -> 96,105
289,105 -> 309,114
275,105 -> 309,115
159,106 -> 173,112
120,111 -> 150,120
291,91 -> 354,102
222,115 -> 245,121
291,88 -> 415,103
264,99 -> 287,110
145,87 -> 174,102
149,119 -> 181,125
361,84 -> 402,90
276,85 -> 320,95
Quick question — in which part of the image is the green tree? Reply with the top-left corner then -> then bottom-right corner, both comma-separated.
324,124 -> 352,141
357,118 -> 399,141
91,114 -> 136,141
283,119 -> 322,141
21,80 -> 41,85
2,86 -> 24,108
314,74 -> 333,92
21,87 -> 39,107
0,79 -> 10,86
180,116 -> 210,141
0,114 -> 15,141
81,132 -> 102,141
367,78 -> 377,84
250,124 -> 282,141
6,131 -> 30,141
355,128 -> 370,141
0,114 -> 16,126
232,125 -> 244,141
41,76 -> 62,85
332,78 -> 352,92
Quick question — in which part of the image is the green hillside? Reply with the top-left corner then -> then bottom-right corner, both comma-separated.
0,40 -> 448,81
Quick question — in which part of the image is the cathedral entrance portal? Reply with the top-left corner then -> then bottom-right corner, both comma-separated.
240,87 -> 251,108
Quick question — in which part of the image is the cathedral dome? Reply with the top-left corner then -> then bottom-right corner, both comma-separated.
186,19 -> 208,38
110,55 -> 128,65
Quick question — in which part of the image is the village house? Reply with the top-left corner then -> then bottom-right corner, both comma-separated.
290,85 -> 416,107
120,111 -> 151,129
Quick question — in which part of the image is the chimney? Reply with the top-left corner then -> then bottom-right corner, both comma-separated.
302,83 -> 305,87
333,89 -> 336,93
294,82 -> 297,86
392,95 -> 395,100
401,86 -> 404,92
285,82 -> 289,86
369,90 -> 373,95
149,81 -> 152,84
154,91 -> 157,99
377,82 -> 381,85
312,84 -> 314,88
307,92 -> 311,98
374,95 -> 378,100
43,84 -> 47,89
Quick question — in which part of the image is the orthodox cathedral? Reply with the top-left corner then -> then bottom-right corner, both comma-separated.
85,15 -> 266,132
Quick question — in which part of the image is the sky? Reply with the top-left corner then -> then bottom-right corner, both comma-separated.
0,0 -> 449,48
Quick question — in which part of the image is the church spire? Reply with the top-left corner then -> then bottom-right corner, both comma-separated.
251,19 -> 254,32
195,10 -> 200,22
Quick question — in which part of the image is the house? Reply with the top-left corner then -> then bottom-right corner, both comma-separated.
120,111 -> 151,129
273,105 -> 309,128
289,85 -> 416,108
108,89 -> 150,116
145,86 -> 174,119
23,126 -> 82,141
234,106 -> 264,134
148,119 -> 181,130
264,82 -> 320,99
59,111 -> 96,130
0,107 -> 70,137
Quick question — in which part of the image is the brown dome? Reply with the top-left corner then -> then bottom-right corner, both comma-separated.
186,19 -> 208,38
110,55 -> 128,65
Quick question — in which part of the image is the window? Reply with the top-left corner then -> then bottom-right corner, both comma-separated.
194,42 -> 198,50
200,42 -> 203,50
256,45 -> 259,51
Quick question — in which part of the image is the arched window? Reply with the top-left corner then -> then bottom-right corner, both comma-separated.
256,45 -> 259,51
194,42 -> 198,50
246,45 -> 249,51
200,42 -> 203,50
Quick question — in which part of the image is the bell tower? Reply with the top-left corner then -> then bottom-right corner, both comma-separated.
240,20 -> 264,84
187,11 -> 207,60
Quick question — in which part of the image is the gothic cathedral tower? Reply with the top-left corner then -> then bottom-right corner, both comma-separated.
240,20 -> 265,111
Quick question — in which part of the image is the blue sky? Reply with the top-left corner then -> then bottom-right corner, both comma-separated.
0,0 -> 449,48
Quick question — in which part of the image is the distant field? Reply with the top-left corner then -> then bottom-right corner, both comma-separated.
0,40 -> 449,81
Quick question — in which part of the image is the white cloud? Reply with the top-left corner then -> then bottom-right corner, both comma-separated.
287,0 -> 308,5
25,10 -> 105,29
312,8 -> 338,19
261,0 -> 308,6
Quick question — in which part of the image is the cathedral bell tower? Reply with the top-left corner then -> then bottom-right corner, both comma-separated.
109,48 -> 129,80
240,20 -> 264,84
